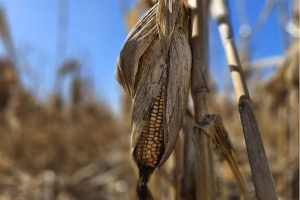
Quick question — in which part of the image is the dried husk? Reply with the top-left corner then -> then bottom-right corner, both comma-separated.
115,0 -> 191,170
195,114 -> 248,197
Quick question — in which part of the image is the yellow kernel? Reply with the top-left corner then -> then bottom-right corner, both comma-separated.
148,141 -> 154,144
153,110 -> 158,113
155,140 -> 160,144
143,148 -> 147,151
158,144 -> 162,147
156,97 -> 160,100
149,128 -> 155,132
156,128 -> 160,131
156,151 -> 160,154
151,148 -> 156,151
155,124 -> 160,127
148,134 -> 154,138
151,113 -> 157,117
155,133 -> 159,136
143,152 -> 146,155
152,143 -> 157,147
146,155 -> 151,158
154,137 -> 159,141
159,138 -> 163,141
159,105 -> 163,108
157,116 -> 162,120
158,112 -> 163,116
150,117 -> 156,121
154,101 -> 159,105
151,152 -> 156,155
159,109 -> 163,113
144,141 -> 147,144
159,134 -> 163,137
147,145 -> 152,149
153,161 -> 157,164
156,120 -> 162,124
148,158 -> 153,162
149,124 -> 155,128
148,138 -> 153,141
147,150 -> 151,155
143,156 -> 146,159
150,121 -> 155,125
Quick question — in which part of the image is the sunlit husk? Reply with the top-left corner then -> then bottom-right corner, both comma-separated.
115,1 -> 191,168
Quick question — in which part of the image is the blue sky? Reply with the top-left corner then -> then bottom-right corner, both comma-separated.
0,0 -> 292,114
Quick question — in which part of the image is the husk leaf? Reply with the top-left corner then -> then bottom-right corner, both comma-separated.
115,1 -> 191,168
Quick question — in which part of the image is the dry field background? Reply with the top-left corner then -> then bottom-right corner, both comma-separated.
0,0 -> 298,199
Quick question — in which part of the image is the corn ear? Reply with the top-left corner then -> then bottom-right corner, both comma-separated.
115,0 -> 191,189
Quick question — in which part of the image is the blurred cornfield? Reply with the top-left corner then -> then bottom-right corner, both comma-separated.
0,0 -> 298,200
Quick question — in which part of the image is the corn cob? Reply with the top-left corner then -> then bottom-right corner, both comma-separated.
116,1 -> 191,198
134,88 -> 164,168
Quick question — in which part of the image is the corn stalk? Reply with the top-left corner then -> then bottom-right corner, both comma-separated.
187,0 -> 215,199
210,0 -> 278,199
181,109 -> 196,200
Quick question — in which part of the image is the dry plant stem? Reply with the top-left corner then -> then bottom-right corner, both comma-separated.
211,0 -> 277,199
188,0 -> 215,199
193,128 -> 215,199
223,38 -> 249,101
210,0 -> 249,101
239,96 -> 278,200
181,109 -> 196,200
174,133 -> 184,200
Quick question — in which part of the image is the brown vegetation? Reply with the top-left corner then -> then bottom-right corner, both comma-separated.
0,0 -> 298,200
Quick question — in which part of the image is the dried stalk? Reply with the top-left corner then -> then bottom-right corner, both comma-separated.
277,0 -> 290,50
239,97 -> 278,200
187,0 -> 215,199
251,0 -> 276,38
210,0 -> 278,199
181,108 -> 196,200
174,132 -> 184,200
243,56 -> 284,71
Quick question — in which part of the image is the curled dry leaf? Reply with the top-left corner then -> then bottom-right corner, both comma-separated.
115,0 -> 191,188
195,114 -> 248,197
